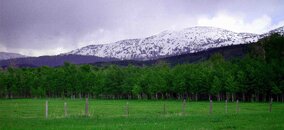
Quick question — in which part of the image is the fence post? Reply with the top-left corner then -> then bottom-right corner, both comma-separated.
236,100 -> 239,113
85,96 -> 89,116
125,102 -> 129,117
225,99 -> 228,114
163,103 -> 166,115
209,100 -> 212,114
182,99 -> 186,115
269,98 -> 273,112
45,100 -> 48,119
64,102 -> 67,117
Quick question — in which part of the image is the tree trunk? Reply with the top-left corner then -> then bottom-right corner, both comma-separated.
186,93 -> 189,101
225,99 -> 228,113
263,94 -> 266,102
226,93 -> 229,102
209,100 -> 213,114
242,93 -> 245,102
195,93 -> 198,102
165,93 -> 169,99
256,93 -> 259,102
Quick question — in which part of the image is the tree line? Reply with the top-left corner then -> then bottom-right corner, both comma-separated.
0,34 -> 283,102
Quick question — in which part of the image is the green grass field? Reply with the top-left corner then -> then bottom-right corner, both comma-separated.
0,99 -> 283,130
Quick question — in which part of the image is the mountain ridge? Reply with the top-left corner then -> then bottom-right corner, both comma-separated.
65,26 -> 282,60
1,26 -> 283,67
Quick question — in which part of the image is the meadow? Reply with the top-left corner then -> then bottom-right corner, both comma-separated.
0,99 -> 284,130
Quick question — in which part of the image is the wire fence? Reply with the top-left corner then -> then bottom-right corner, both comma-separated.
0,98 -> 283,119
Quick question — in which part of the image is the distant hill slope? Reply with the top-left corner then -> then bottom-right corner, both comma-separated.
0,52 -> 26,60
0,55 -> 119,67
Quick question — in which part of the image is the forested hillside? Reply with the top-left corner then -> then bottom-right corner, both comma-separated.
0,34 -> 283,102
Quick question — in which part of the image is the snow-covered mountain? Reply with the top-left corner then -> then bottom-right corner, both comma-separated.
0,52 -> 26,61
65,26 -> 283,60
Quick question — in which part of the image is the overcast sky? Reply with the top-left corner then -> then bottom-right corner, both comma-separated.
1,0 -> 284,56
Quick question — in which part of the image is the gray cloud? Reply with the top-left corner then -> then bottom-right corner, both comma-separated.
0,0 -> 284,56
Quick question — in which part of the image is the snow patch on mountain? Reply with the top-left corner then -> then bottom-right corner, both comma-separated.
65,26 -> 283,60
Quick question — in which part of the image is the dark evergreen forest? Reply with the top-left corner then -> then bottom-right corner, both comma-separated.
0,34 -> 283,102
